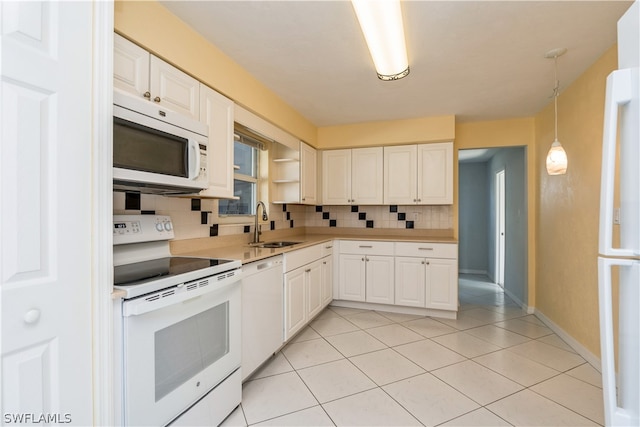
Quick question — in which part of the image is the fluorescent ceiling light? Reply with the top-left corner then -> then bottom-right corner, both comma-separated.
352,0 -> 409,81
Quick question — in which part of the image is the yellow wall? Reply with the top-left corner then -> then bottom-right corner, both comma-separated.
534,45 -> 618,357
455,118 -> 537,306
317,115 -> 455,149
114,0 -> 317,146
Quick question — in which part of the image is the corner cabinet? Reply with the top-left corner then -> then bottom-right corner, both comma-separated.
271,141 -> 317,205
198,85 -> 234,198
384,142 -> 453,205
113,33 -> 200,120
322,147 -> 383,205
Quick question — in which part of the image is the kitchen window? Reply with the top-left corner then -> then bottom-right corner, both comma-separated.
218,125 -> 269,217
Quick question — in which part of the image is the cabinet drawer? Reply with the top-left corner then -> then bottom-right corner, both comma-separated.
284,244 -> 323,272
321,241 -> 335,257
395,242 -> 457,259
339,240 -> 394,256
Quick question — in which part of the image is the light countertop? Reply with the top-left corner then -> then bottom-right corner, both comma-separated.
174,231 -> 457,265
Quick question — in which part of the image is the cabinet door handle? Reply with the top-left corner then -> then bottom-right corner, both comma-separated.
325,245 -> 333,249
323,261 -> 327,265
417,199 -> 422,202
143,91 -> 151,99
419,247 -> 434,251
359,245 -> 373,248
305,269 -> 311,273
361,258 -> 365,262
154,96 -> 161,103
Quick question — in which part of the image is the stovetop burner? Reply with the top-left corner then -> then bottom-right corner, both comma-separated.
114,257 -> 234,286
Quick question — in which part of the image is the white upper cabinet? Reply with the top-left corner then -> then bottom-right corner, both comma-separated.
352,147 -> 384,204
199,85 -> 234,198
384,145 -> 418,204
322,149 -> 352,205
322,147 -> 383,205
418,143 -> 453,205
114,33 -> 200,120
384,142 -> 453,205
300,141 -> 318,205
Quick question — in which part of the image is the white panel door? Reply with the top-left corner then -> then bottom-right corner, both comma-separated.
365,256 -> 394,305
113,32 -> 149,98
417,142 -> 453,205
199,85 -> 234,198
300,141 -> 317,205
425,258 -> 458,311
322,149 -> 351,205
338,255 -> 366,301
395,257 -> 426,307
284,268 -> 307,340
1,1 -> 94,423
150,55 -> 200,120
384,145 -> 417,204
351,147 -> 383,205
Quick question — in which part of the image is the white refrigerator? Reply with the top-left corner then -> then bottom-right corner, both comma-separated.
598,1 -> 640,426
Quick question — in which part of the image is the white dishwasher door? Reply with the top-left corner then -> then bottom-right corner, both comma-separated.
241,256 -> 284,381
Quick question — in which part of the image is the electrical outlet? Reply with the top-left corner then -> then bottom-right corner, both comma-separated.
412,212 -> 420,221
614,208 -> 621,225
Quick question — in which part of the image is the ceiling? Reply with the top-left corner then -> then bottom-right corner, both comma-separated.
161,0 -> 632,127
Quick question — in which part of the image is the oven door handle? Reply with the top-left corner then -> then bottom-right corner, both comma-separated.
123,272 -> 242,317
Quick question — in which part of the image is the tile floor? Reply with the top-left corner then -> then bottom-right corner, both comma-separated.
222,274 -> 604,426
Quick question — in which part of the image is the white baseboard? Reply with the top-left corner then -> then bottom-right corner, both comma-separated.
503,287 -> 534,314
534,309 -> 601,372
459,269 -> 488,275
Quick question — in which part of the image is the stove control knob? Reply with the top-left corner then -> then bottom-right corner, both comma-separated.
155,222 -> 164,232
164,222 -> 172,232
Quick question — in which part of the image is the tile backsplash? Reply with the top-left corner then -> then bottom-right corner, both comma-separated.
113,192 -> 453,241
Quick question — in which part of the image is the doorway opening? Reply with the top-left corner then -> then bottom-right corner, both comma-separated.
458,147 -> 528,309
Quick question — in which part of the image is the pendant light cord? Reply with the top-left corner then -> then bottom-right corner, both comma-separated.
553,55 -> 559,141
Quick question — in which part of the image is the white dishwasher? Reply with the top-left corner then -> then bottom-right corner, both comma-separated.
241,255 -> 284,381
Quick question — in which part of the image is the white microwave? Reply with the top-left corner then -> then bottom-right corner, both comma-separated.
113,92 -> 209,194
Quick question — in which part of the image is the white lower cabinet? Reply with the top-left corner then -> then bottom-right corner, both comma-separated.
283,243 -> 331,341
394,257 -> 426,307
365,256 -> 395,305
339,254 -> 366,301
337,240 -> 459,316
321,255 -> 333,307
284,266 -> 308,341
306,261 -> 323,320
338,241 -> 395,304
425,258 -> 458,310
395,242 -> 459,312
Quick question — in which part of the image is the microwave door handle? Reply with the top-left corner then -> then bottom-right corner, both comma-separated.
599,69 -> 633,256
188,138 -> 201,180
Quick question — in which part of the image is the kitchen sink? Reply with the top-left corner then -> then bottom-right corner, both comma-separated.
255,241 -> 300,248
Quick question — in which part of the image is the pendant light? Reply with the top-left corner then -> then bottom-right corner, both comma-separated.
545,48 -> 568,175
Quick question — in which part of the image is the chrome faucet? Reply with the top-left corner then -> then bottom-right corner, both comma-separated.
253,201 -> 268,244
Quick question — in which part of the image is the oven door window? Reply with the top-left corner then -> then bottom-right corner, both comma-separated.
154,301 -> 229,401
113,117 -> 188,178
